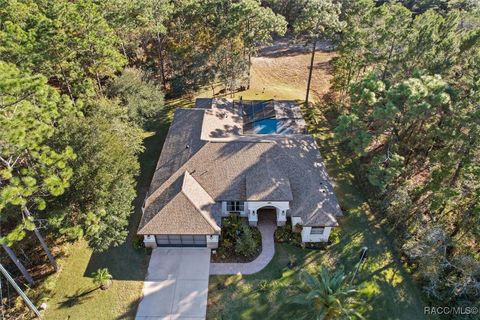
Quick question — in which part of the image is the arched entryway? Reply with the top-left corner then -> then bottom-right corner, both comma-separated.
257,206 -> 277,223
246,201 -> 289,227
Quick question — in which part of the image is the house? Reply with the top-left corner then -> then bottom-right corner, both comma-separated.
137,98 -> 342,249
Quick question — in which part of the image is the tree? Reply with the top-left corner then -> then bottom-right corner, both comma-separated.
396,0 -> 479,13
288,266 -> 364,319
101,0 -> 173,86
331,1 -> 479,94
0,62 -> 76,270
1,240 -> 35,286
107,67 -> 165,128
261,0 -> 307,27
215,47 -> 248,96
145,0 -> 174,89
335,74 -> 454,190
49,99 -> 143,251
294,0 -> 343,103
158,0 -> 222,95
91,267 -> 113,290
232,0 -> 287,88
403,226 -> 480,303
329,1 -> 480,311
0,0 -> 126,99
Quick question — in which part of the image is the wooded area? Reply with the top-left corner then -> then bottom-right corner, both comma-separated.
331,0 -> 479,313
0,0 -> 478,319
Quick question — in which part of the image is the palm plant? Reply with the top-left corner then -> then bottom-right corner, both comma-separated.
92,268 -> 113,290
288,266 -> 364,320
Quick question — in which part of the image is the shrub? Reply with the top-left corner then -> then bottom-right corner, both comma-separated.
293,223 -> 303,233
222,214 -> 243,241
106,67 -> 164,128
256,280 -> 269,292
275,224 -> 293,242
235,225 -> 258,257
329,228 -> 341,245
133,235 -> 145,249
292,232 -> 303,246
222,238 -> 233,249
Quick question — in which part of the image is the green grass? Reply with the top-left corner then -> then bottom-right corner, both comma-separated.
43,107 -> 173,320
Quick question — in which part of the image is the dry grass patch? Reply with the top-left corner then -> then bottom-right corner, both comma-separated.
197,50 -> 336,102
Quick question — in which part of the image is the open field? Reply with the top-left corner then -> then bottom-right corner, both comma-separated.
198,46 -> 335,103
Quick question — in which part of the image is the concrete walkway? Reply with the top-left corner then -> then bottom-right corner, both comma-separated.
136,248 -> 211,320
210,215 -> 276,275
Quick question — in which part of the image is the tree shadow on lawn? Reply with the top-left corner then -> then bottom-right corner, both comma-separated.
258,37 -> 333,59
83,113 -> 170,281
311,121 -> 427,318
330,197 -> 428,319
323,210 -> 428,319
58,287 -> 98,309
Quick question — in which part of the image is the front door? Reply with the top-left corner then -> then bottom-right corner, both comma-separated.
257,207 -> 277,222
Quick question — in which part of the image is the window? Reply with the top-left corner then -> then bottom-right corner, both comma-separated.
311,227 -> 324,235
227,201 -> 244,212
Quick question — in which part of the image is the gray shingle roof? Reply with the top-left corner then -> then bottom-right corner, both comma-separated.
246,154 -> 293,201
138,99 -> 342,235
271,136 -> 341,226
138,172 -> 220,235
148,108 -> 206,193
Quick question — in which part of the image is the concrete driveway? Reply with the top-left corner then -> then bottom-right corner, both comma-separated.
136,248 -> 211,320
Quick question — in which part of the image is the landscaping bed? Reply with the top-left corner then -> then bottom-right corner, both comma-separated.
274,222 -> 341,250
274,222 -> 300,244
211,215 -> 262,263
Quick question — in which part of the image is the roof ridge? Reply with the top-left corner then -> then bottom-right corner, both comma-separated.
181,172 -> 220,232
179,107 -> 206,111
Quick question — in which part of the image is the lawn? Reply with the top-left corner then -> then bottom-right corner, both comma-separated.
43,106 -> 175,320
206,48 -> 429,319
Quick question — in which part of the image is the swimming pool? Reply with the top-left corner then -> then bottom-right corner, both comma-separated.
253,119 -> 278,134
252,118 -> 278,134
239,99 -> 307,135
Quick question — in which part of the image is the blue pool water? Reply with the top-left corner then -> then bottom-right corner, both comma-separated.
252,118 -> 277,134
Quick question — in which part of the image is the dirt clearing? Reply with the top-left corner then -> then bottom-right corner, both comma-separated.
197,40 -> 336,102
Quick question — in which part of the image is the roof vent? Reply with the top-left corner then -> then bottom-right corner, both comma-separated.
186,144 -> 190,149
